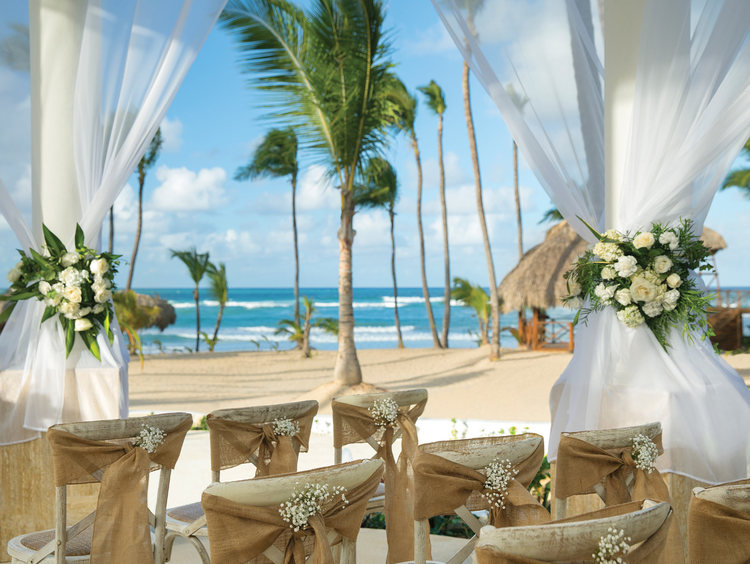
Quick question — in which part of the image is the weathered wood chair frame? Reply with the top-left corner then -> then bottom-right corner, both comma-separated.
6,412 -> 192,564
476,499 -> 671,562
203,459 -> 384,563
332,389 -> 427,514
164,400 -> 318,563
413,434 -> 544,564
554,421 -> 662,520
691,482 -> 750,514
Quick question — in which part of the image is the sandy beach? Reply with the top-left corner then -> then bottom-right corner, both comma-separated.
129,346 -> 750,421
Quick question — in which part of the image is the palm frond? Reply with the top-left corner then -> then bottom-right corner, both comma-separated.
417,80 -> 445,116
207,262 -> 229,305
235,127 -> 298,181
170,247 -> 210,285
354,156 -> 397,208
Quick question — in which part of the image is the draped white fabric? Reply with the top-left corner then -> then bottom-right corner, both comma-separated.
434,0 -> 750,482
0,1 -> 226,445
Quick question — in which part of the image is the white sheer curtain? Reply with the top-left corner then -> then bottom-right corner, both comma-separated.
434,0 -> 750,483
0,0 -> 226,445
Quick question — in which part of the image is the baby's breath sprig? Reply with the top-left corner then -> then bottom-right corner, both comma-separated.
481,458 -> 519,510
272,417 -> 300,437
593,527 -> 631,564
631,433 -> 659,473
132,424 -> 166,454
368,397 -> 400,428
279,481 -> 348,531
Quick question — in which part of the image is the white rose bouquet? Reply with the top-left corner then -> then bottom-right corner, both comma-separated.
2,224 -> 120,360
562,218 -> 714,351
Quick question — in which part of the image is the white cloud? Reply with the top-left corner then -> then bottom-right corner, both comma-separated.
354,211 -> 391,248
253,164 -> 339,214
150,166 -> 227,212
421,151 -> 467,190
160,117 -> 183,152
404,22 -> 456,55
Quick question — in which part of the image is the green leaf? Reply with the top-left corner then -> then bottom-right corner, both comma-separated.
572,309 -> 581,326
74,224 -> 84,249
80,330 -> 101,361
577,216 -> 603,241
63,317 -> 75,358
41,306 -> 57,324
29,248 -> 51,268
42,224 -> 66,255
104,308 -> 114,345
6,291 -> 38,302
0,303 -> 16,324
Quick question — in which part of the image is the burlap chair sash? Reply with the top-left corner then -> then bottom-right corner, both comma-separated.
207,410 -> 315,477
413,439 -> 550,528
555,433 -> 670,505
201,462 -> 383,564
688,478 -> 750,564
474,500 -> 673,564
46,418 -> 190,564
331,397 -> 425,564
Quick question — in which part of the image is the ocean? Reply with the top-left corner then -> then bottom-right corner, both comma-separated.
136,287 -> 578,354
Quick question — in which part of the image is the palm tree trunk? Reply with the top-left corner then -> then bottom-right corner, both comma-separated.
126,173 -> 145,291
333,188 -> 362,384
389,206 -> 404,348
292,171 -> 300,327
108,207 -> 114,253
438,113 -> 451,348
211,304 -> 225,351
302,304 -> 312,358
513,140 -> 523,260
463,61 -> 501,360
194,286 -> 201,352
414,135 -> 442,349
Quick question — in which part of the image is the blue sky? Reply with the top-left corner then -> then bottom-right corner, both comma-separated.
1,1 -> 749,290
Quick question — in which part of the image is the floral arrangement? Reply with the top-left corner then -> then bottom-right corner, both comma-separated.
631,434 -> 659,473
481,458 -> 519,510
132,424 -> 166,454
593,527 -> 631,564
3,224 -> 119,360
272,417 -> 300,437
279,481 -> 348,531
368,397 -> 400,428
563,218 -> 714,350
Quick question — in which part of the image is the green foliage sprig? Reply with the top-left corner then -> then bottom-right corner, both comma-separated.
3,224 -> 120,360
562,218 -> 714,351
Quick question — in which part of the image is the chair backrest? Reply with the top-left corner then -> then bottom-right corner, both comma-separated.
49,412 -> 192,564
332,388 -> 427,463
692,483 -> 750,513
476,500 -> 671,562
688,482 -> 750,562
208,400 -> 318,480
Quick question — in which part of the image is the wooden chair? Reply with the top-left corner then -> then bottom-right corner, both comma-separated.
332,389 -> 427,514
688,480 -> 750,563
164,400 -> 318,563
554,421 -> 663,519
475,500 -> 671,562
6,412 -> 192,564
412,434 -> 545,564
202,459 -> 384,563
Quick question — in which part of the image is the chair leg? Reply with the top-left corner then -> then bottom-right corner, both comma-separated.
413,519 -> 429,564
340,537 -> 356,564
164,532 -> 178,562
187,536 -> 211,564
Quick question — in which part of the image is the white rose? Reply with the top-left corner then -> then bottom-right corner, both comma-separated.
633,231 -> 655,249
38,281 -> 52,295
7,266 -> 21,283
90,258 -> 109,276
94,289 -> 112,304
617,305 -> 645,328
659,231 -> 679,251
59,301 -> 80,319
593,241 -> 623,262
52,282 -> 64,294
63,286 -> 82,304
615,288 -> 632,306
61,252 -> 80,267
74,318 -> 93,332
566,296 -> 583,310
653,255 -> 673,274
666,273 -> 682,288
614,255 -> 639,278
93,304 -> 105,314
77,307 -> 91,318
44,295 -> 62,307
601,266 -> 617,280
594,283 -> 616,304
603,229 -> 624,242
59,267 -> 81,287
642,300 -> 663,318
91,280 -> 106,294
630,276 -> 658,303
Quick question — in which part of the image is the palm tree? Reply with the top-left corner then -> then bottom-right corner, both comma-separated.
419,80 -> 451,348
126,129 -> 163,291
234,128 -> 301,325
205,261 -> 228,352
388,78 -> 442,348
461,0 -> 500,359
506,85 -> 529,261
276,296 -> 338,358
451,277 -> 490,345
722,138 -> 750,197
355,157 -> 404,348
170,247 -> 210,352
221,0 -> 398,385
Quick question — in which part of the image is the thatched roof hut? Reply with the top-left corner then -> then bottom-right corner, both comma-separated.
498,222 -> 726,314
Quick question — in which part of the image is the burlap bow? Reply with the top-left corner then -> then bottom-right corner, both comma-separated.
687,478 -> 750,564
201,461 -> 384,564
207,410 -> 314,477
47,417 -> 191,564
332,397 -> 426,564
413,436 -> 550,528
473,500 -> 673,564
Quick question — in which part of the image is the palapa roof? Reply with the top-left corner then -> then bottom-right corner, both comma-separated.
498,222 -> 726,313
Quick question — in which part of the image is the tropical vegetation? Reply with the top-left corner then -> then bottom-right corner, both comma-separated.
450,277 -> 490,345
202,261 -> 229,352
722,137 -> 750,197
170,247 -> 210,352
275,296 -> 338,358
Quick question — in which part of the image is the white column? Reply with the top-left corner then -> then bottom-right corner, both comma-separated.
604,0 -> 644,230
30,0 -> 86,245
